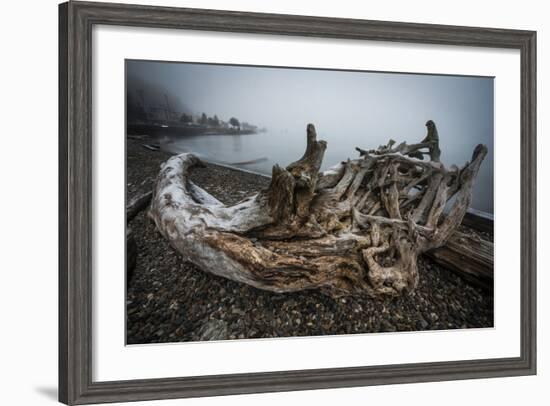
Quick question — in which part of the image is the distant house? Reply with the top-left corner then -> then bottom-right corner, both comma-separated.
241,122 -> 258,132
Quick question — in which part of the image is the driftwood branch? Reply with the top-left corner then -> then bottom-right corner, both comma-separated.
149,121 -> 488,298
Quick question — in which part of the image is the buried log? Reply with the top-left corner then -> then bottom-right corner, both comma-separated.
149,121 -> 488,298
425,231 -> 493,292
127,190 -> 153,222
126,189 -> 154,280
126,228 -> 137,281
462,208 -> 494,234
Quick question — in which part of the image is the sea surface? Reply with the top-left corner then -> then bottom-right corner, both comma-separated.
159,128 -> 494,214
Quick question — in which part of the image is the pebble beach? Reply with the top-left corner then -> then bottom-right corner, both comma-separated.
126,135 -> 494,344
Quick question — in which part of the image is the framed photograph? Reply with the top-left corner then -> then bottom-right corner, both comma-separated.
59,1 -> 536,404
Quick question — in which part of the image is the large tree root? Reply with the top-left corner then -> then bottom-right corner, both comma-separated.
149,121 -> 487,298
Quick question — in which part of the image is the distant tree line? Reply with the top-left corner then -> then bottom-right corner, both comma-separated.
229,117 -> 240,130
180,112 -> 253,132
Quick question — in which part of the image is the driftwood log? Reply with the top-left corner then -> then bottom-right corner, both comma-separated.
462,208 -> 494,234
126,189 -> 153,280
149,121 -> 487,298
127,190 -> 153,223
425,231 -> 493,292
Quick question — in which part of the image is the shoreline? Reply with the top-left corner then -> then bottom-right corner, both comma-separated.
199,160 -> 272,180
126,134 -> 494,344
127,123 -> 258,138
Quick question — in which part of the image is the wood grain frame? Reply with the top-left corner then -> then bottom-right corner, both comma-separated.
59,1 -> 536,404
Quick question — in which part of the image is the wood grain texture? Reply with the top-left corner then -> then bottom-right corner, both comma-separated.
58,3 -> 69,404
147,125 -> 487,299
425,232 -> 494,292
461,209 -> 494,233
59,1 -> 537,404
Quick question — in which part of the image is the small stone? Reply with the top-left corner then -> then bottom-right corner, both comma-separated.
418,317 -> 429,329
231,308 -> 245,316
381,321 -> 397,332
197,319 -> 228,341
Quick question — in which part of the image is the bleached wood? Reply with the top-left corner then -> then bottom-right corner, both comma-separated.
149,122 -> 487,297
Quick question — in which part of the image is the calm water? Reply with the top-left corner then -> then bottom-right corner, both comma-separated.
159,127 -> 494,214
128,59 -> 495,213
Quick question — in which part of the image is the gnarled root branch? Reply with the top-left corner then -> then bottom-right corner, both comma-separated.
149,121 -> 487,298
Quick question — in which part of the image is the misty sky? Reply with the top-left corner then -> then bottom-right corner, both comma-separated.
126,60 -> 494,213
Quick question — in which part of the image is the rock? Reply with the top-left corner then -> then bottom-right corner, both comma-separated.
418,316 -> 429,329
197,319 -> 228,341
231,307 -> 245,316
381,320 -> 397,332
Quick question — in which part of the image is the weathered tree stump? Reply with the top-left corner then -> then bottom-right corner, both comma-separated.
149,121 -> 487,298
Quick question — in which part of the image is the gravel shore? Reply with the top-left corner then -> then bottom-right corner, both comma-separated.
126,135 -> 493,344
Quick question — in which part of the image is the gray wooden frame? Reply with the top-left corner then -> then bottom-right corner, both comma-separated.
59,1 -> 536,404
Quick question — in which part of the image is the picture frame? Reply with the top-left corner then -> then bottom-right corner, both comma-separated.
59,1 -> 536,404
